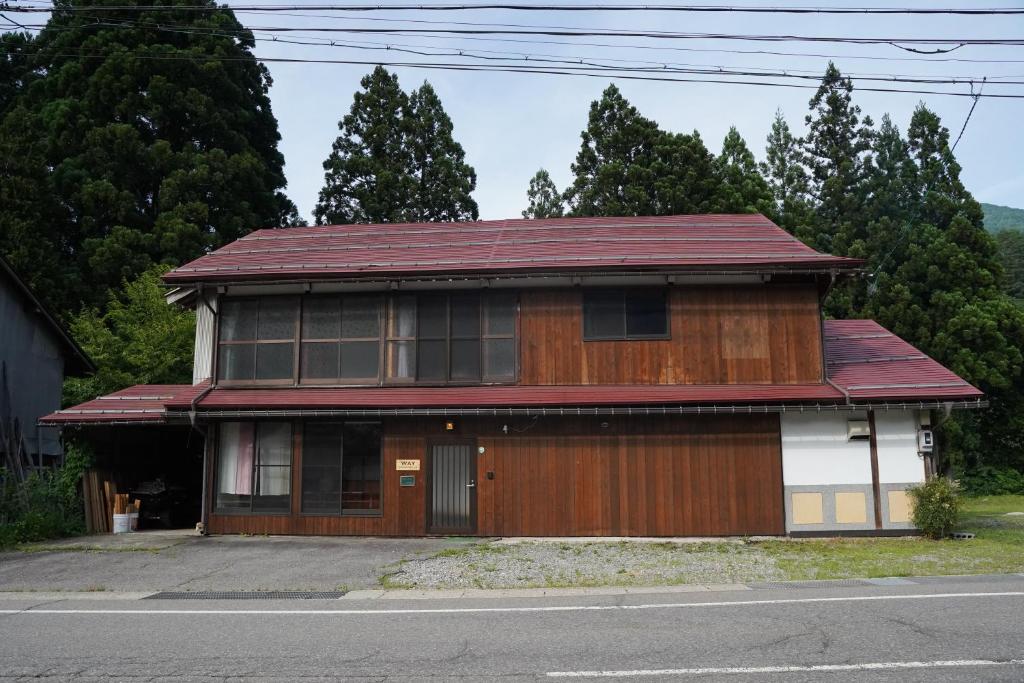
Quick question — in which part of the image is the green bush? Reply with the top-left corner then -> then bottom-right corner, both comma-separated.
0,442 -> 92,548
958,466 -> 1024,496
907,477 -> 963,539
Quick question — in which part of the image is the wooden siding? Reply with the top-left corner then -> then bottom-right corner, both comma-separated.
208,415 -> 784,537
519,284 -> 823,385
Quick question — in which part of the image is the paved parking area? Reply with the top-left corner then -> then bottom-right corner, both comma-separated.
0,531 -> 476,593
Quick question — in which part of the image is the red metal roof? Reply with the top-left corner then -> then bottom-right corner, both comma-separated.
164,383 -> 842,411
44,320 -> 982,425
40,384 -> 200,425
824,320 -> 983,401
163,214 -> 861,285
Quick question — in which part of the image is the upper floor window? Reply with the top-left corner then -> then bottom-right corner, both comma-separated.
300,296 -> 382,383
386,291 -> 516,384
218,298 -> 298,382
216,292 -> 517,385
583,289 -> 669,341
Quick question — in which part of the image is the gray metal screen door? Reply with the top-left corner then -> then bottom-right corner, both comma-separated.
428,443 -> 477,534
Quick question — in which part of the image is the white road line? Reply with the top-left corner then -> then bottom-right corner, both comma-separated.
0,591 -> 1022,616
547,659 -> 1024,678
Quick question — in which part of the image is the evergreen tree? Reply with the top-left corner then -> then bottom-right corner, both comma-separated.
802,62 -> 874,256
864,105 -> 1024,472
993,229 -> 1024,301
408,82 -> 478,222
565,84 -> 722,217
0,1 -> 300,315
315,67 -> 415,225
316,70 -> 477,225
761,110 -> 811,232
522,169 -> 565,219
0,32 -> 33,115
714,127 -> 774,217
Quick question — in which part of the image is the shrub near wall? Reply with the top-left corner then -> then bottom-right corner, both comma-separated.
0,444 -> 91,548
908,478 -> 964,539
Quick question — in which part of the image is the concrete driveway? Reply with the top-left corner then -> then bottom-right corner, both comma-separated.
0,531 -> 476,593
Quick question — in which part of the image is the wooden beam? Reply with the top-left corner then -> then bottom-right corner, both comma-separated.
867,410 -> 883,530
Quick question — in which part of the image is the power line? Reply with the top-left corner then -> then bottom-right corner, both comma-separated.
8,3 -> 1024,15
2,48 -> 1022,98
952,77 -> 986,151
19,15 -> 1020,85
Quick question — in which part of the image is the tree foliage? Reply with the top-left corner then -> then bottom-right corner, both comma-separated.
315,67 -> 477,225
562,84 -> 755,218
0,1 -> 301,316
715,126 -> 774,217
522,169 -> 565,219
761,109 -> 811,233
63,266 -> 195,408
993,229 -> 1024,301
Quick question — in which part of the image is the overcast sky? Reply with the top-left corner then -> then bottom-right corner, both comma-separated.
237,0 -> 1023,223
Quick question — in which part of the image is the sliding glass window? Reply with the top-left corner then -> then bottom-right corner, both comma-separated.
218,298 -> 298,382
300,296 -> 382,383
301,423 -> 382,515
215,422 -> 292,513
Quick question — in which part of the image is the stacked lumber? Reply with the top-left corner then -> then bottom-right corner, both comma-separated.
83,470 -> 116,533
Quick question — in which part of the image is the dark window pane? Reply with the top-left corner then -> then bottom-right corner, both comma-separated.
216,422 -> 254,510
301,342 -> 339,380
583,291 -> 625,339
258,298 -> 296,340
417,339 -> 446,380
390,295 -> 416,338
386,341 -> 415,379
450,295 -> 480,338
342,423 -> 382,512
342,298 -> 380,338
417,296 -> 447,338
450,339 -> 481,380
302,424 -> 342,514
220,300 -> 257,341
626,291 -> 668,337
218,344 -> 255,380
303,298 -> 340,340
256,343 -> 294,380
340,341 -> 379,379
485,292 -> 516,336
484,339 -> 515,379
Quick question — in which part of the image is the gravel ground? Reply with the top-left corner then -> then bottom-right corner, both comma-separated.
384,540 -> 785,589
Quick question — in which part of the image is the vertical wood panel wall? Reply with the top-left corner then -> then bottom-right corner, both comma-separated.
208,415 -> 784,537
519,284 -> 823,385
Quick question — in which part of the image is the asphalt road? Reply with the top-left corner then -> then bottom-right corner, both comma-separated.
2,575 -> 1023,681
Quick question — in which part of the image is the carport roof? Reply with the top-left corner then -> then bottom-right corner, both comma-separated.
41,320 -> 983,425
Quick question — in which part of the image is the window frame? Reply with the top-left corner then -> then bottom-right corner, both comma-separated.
298,294 -> 384,386
216,296 -> 300,386
299,421 -> 384,518
582,288 -> 671,342
213,421 -> 294,516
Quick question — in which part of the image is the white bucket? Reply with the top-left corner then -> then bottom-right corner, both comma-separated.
112,513 -> 132,534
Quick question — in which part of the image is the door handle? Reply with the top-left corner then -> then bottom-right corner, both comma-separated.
466,481 -> 476,488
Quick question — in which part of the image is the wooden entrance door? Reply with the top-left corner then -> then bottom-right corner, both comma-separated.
428,442 -> 477,534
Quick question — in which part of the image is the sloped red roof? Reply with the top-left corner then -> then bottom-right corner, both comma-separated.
163,383 -> 842,411
824,320 -> 983,401
40,384 -> 205,425
43,320 -> 982,425
163,214 -> 861,285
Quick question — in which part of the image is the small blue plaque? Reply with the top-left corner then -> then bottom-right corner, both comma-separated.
399,475 -> 416,487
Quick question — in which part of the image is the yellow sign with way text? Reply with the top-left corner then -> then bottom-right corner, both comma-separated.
396,459 -> 421,471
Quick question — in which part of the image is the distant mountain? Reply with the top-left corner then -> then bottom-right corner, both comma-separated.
982,203 -> 1024,233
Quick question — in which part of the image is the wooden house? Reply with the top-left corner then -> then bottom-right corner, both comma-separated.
43,215 -> 983,536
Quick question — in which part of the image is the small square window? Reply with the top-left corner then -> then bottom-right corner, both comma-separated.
583,289 -> 668,341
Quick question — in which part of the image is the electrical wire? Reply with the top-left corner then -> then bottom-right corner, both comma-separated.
7,3 -> 1024,15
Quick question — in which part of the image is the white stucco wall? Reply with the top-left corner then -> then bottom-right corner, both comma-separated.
781,411 -> 873,485
875,410 -> 926,484
781,410 -> 925,486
